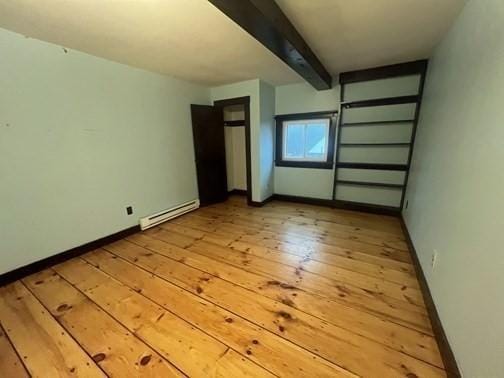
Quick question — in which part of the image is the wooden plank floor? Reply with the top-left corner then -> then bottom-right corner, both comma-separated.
0,196 -> 447,377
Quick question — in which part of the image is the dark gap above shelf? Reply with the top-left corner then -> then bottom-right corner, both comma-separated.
224,120 -> 245,127
340,119 -> 415,127
339,59 -> 428,84
339,142 -> 410,147
336,180 -> 404,189
341,95 -> 419,109
336,162 -> 408,171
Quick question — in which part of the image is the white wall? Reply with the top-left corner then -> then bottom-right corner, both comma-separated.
274,167 -> 335,199
403,1 -> 504,376
0,28 -> 210,274
276,81 -> 340,115
259,81 -> 276,200
274,82 -> 340,199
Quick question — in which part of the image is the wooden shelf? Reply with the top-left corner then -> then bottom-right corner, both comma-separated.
341,95 -> 419,109
339,143 -> 410,147
336,162 -> 408,171
336,180 -> 404,189
340,119 -> 414,127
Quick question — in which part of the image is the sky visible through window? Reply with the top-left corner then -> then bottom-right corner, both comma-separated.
284,120 -> 328,161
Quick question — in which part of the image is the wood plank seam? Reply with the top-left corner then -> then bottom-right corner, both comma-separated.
139,231 -> 432,336
162,213 -> 413,282
198,206 -> 409,250
22,269 -> 185,377
83,251 -> 354,377
127,232 -> 430,335
180,208 -> 413,270
53,259 -> 276,377
74,258 -> 283,378
199,204 -> 405,243
186,237 -> 423,308
51,267 -> 192,377
160,220 -> 420,293
169,215 -> 413,275
0,281 -> 107,377
50,264 -> 211,377
0,321 -> 30,377
21,280 -> 110,377
115,236 -> 444,373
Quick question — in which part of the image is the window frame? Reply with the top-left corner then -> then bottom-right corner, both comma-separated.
275,110 -> 338,169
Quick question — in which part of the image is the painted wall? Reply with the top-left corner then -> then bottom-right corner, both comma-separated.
274,82 -> 339,199
0,28 -> 210,274
258,81 -> 276,200
276,82 -> 340,115
403,1 -> 504,376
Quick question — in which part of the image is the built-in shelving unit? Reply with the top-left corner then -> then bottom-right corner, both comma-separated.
332,60 -> 428,214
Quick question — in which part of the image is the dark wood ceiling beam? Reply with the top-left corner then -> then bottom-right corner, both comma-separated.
208,0 -> 332,90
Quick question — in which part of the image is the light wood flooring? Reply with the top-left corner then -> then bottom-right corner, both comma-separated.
0,196 -> 446,377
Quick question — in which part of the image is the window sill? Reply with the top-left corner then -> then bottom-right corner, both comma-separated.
275,161 -> 334,169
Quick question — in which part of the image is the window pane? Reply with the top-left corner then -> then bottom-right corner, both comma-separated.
305,123 -> 327,160
285,123 -> 304,158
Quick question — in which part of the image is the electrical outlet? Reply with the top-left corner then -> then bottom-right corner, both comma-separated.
126,206 -> 133,215
431,249 -> 438,270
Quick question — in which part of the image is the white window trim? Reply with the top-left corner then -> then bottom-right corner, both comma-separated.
282,118 -> 330,162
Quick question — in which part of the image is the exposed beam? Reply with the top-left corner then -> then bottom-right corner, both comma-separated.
208,0 -> 332,90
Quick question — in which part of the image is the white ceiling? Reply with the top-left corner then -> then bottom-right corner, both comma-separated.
276,0 -> 465,75
0,0 -> 465,87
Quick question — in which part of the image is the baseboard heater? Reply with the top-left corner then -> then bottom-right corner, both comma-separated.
139,199 -> 200,230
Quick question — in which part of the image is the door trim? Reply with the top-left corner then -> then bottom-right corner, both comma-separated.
214,96 -> 252,206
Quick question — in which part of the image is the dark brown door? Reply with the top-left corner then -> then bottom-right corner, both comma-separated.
190,104 -> 228,206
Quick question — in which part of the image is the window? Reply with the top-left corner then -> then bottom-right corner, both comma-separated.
275,111 -> 337,169
283,119 -> 330,161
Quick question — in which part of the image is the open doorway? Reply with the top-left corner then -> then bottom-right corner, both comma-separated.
223,104 -> 247,195
214,97 -> 251,205
190,96 -> 251,206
